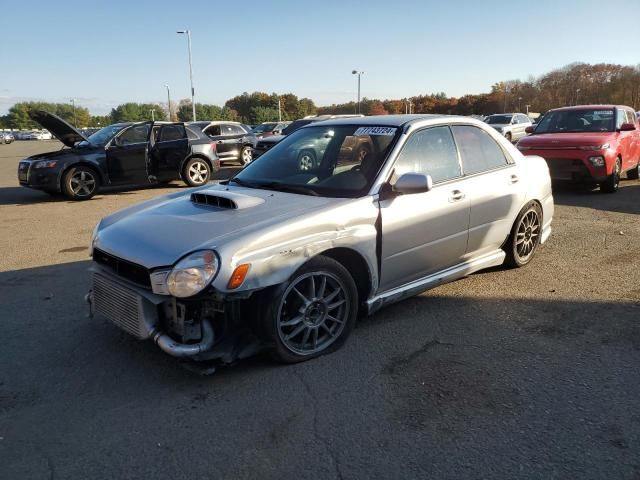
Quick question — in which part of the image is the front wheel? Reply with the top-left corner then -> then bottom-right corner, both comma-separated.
627,161 -> 639,180
62,166 -> 99,200
504,202 -> 542,268
297,150 -> 317,171
265,256 -> 358,363
600,158 -> 621,193
182,158 -> 211,187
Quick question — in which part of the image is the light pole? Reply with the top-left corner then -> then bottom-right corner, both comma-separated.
518,97 -> 522,112
70,99 -> 77,127
525,104 -> 530,116
177,29 -> 196,121
150,109 -> 155,121
575,88 -> 581,106
278,97 -> 282,122
351,70 -> 365,114
165,84 -> 172,121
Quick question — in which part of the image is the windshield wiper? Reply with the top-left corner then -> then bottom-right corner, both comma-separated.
228,178 -> 257,188
252,181 -> 320,196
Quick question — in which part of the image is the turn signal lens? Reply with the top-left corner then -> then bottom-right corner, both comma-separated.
228,264 -> 250,289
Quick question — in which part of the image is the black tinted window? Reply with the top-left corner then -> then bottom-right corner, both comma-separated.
117,124 -> 150,145
452,126 -> 508,174
158,125 -> 186,142
394,126 -> 461,183
205,125 -> 221,136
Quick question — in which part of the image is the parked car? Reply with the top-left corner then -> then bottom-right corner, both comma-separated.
187,121 -> 257,166
253,115 -> 364,159
251,121 -> 291,139
517,105 -> 640,192
87,115 -> 553,367
0,132 -> 14,144
18,111 -> 220,200
484,113 -> 532,142
24,130 -> 53,140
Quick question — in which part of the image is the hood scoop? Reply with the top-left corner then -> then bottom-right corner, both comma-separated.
190,189 -> 265,210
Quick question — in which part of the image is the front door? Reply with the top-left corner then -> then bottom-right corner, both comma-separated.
106,123 -> 152,185
378,126 -> 470,292
149,124 -> 190,181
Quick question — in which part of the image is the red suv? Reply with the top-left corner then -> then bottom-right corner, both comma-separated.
517,105 -> 640,193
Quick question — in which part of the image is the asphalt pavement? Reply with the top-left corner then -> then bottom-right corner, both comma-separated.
1,141 -> 639,479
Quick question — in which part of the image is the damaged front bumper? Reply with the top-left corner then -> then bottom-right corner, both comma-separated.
86,265 -> 258,362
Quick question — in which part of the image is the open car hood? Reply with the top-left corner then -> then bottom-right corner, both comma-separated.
28,110 -> 88,148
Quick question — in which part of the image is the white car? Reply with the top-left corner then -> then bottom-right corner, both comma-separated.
484,113 -> 533,143
26,130 -> 53,140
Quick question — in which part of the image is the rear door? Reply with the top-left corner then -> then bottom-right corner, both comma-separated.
451,125 -> 525,258
378,126 -> 470,292
203,124 -> 233,161
149,124 -> 190,181
106,123 -> 152,185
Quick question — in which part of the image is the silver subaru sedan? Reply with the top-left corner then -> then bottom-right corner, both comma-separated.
88,115 -> 553,367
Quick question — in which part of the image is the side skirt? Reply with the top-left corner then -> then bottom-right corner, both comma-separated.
366,250 -> 506,315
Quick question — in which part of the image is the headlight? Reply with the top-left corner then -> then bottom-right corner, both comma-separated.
588,156 -> 605,167
579,144 -> 610,151
90,222 -> 100,255
167,250 -> 219,298
34,160 -> 58,168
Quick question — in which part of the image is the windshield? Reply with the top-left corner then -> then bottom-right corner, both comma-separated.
486,115 -> 512,124
281,120 -> 313,136
231,125 -> 398,198
77,124 -> 127,147
535,109 -> 614,133
252,123 -> 277,134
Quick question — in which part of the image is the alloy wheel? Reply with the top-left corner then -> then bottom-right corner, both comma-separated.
70,170 -> 96,197
277,271 -> 350,356
188,161 -> 209,184
515,209 -> 540,262
241,147 -> 253,165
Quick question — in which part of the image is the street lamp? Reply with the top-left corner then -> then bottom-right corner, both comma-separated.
518,97 -> 522,112
525,104 -> 531,116
70,99 -> 77,127
351,70 -> 365,114
177,29 -> 196,121
150,109 -> 155,121
165,84 -> 172,121
575,88 -> 581,106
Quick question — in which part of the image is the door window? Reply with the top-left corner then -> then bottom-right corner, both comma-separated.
393,126 -> 461,183
204,125 -> 221,136
158,125 -> 186,142
223,124 -> 245,136
117,124 -> 150,145
452,125 -> 509,175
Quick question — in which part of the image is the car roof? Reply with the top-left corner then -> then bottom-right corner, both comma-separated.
187,120 -> 242,127
306,114 -> 452,128
550,105 -> 627,112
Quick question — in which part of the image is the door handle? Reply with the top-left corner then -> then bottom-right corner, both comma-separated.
510,174 -> 519,184
449,190 -> 465,202
217,140 -> 224,144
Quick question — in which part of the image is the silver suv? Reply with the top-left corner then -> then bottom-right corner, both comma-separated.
484,113 -> 532,142
88,115 -> 553,367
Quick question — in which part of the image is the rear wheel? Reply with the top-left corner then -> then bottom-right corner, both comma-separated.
182,158 -> 211,187
240,146 -> 253,166
504,202 -> 542,268
265,256 -> 358,363
62,166 -> 99,200
600,158 -> 621,193
627,161 -> 640,180
297,150 -> 316,171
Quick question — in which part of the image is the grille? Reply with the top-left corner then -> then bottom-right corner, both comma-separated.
93,272 -> 147,339
190,192 -> 237,209
93,249 -> 151,288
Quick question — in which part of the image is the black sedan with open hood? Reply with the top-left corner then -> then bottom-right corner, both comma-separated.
18,111 -> 220,200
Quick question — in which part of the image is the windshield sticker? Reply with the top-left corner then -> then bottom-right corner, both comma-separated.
592,111 -> 612,115
353,127 -> 396,136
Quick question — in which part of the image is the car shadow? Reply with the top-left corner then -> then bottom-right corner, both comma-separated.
552,179 -> 640,215
0,167 -> 242,206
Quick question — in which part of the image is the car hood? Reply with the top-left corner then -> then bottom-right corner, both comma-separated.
518,132 -> 615,148
487,123 -> 509,129
94,184 -> 344,269
259,135 -> 285,144
28,110 -> 88,148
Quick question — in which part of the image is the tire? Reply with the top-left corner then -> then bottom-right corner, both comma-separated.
264,255 -> 358,363
240,146 -> 253,166
504,201 -> 543,268
62,166 -> 99,201
297,150 -> 316,172
505,132 -> 513,143
627,161 -> 640,180
600,157 -> 621,193
182,158 -> 211,187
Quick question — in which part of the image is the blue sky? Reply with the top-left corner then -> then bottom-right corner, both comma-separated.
1,0 -> 639,114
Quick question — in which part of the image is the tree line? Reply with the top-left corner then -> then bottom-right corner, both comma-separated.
2,62 -> 638,130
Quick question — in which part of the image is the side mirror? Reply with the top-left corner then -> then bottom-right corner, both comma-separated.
619,123 -> 636,132
393,173 -> 433,194
525,126 -> 535,134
